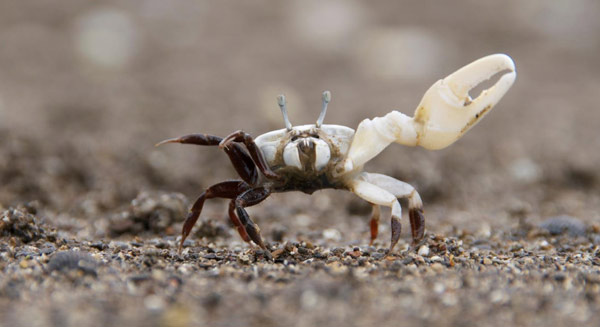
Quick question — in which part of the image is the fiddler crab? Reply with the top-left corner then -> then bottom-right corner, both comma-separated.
157,54 -> 516,254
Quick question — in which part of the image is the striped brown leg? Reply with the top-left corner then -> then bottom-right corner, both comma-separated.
225,143 -> 259,184
228,200 -> 251,243
234,187 -> 271,249
156,133 -> 259,184
179,180 -> 250,252
156,133 -> 222,147
409,208 -> 425,246
369,204 -> 381,246
390,216 -> 402,253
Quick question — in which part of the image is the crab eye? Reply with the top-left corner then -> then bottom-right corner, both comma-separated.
291,136 -> 299,142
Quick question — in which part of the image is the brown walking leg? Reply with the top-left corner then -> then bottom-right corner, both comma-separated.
234,187 -> 271,250
179,180 -> 250,252
228,200 -> 251,243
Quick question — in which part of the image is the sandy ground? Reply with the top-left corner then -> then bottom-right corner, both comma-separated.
1,1 -> 600,326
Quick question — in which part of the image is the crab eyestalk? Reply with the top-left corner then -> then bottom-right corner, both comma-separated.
277,94 -> 293,131
316,90 -> 331,128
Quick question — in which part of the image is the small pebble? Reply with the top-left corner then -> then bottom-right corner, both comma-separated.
238,254 -> 251,264
40,244 -> 56,255
508,157 -> 541,183
431,263 -> 444,272
203,253 -> 224,261
110,241 -> 131,251
271,248 -> 285,259
89,242 -> 107,250
346,248 -> 361,258
371,252 -> 385,260
144,295 -> 165,311
323,229 -> 342,241
418,245 -> 430,257
152,240 -> 169,249
539,216 -> 587,237
47,251 -> 98,276
331,248 -> 345,257
313,251 -> 328,259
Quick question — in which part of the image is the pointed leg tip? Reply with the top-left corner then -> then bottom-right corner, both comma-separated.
179,232 -> 190,254
410,236 -> 426,250
155,138 -> 180,147
389,216 -> 401,255
262,249 -> 273,261
383,248 -> 398,261
256,240 -> 267,251
387,245 -> 396,255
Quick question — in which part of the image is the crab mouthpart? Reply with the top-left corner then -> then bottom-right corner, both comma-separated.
298,138 -> 315,154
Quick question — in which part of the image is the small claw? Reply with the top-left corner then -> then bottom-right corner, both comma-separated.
413,54 -> 516,150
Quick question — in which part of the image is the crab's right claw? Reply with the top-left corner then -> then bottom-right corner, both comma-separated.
337,54 -> 516,176
414,54 -> 516,150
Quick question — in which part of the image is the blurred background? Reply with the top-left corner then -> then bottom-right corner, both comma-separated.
2,2 -> 600,327
1,0 -> 599,238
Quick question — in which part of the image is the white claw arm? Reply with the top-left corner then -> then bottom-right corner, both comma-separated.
342,111 -> 419,172
338,54 -> 516,174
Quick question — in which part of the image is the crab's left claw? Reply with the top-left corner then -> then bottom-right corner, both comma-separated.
414,53 -> 516,150
338,54 -> 516,174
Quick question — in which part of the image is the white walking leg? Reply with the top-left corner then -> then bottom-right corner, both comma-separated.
363,173 -> 425,245
349,175 -> 403,252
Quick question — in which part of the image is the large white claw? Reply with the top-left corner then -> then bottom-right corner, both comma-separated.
414,53 -> 516,150
339,54 -> 516,175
